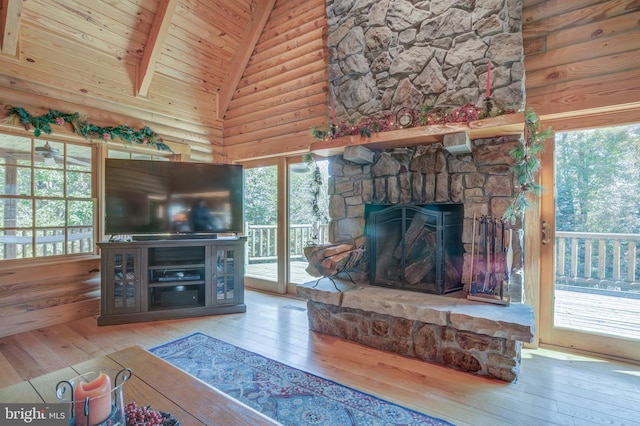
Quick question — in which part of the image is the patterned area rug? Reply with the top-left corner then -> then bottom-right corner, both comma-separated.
149,332 -> 453,426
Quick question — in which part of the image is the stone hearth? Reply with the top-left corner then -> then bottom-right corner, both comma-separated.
297,279 -> 534,382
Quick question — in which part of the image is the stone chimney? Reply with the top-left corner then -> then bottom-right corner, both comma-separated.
326,0 -> 525,123
322,0 -> 526,302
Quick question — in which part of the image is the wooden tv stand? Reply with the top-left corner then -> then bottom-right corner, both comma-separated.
97,237 -> 246,326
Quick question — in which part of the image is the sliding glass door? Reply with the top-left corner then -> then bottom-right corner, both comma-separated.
288,156 -> 329,288
242,156 -> 330,294
243,161 -> 283,293
539,123 -> 640,360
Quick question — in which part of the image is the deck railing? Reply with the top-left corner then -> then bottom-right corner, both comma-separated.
245,223 -> 329,263
0,228 -> 94,259
556,231 -> 640,292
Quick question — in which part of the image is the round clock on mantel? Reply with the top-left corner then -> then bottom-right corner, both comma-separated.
396,108 -> 414,128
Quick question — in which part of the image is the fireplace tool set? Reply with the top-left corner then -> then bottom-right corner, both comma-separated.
467,212 -> 512,305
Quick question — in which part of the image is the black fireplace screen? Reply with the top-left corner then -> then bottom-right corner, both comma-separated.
366,204 -> 464,294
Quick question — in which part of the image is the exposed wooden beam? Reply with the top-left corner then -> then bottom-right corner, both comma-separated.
218,0 -> 277,120
0,0 -> 22,57
136,0 -> 178,97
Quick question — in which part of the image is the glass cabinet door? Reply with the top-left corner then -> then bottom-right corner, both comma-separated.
214,248 -> 236,305
108,249 -> 141,314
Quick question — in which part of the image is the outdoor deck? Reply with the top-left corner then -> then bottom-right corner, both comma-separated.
246,261 -> 640,341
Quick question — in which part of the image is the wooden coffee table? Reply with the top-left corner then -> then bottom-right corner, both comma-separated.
0,345 -> 280,426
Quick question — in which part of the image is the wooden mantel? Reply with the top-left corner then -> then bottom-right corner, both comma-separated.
310,113 -> 524,156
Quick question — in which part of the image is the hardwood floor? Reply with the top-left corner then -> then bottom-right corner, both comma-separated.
1,290 -> 639,426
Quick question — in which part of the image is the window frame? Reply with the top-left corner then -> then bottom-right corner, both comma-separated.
0,131 -> 100,262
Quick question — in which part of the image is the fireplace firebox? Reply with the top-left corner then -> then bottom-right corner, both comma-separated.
366,204 -> 464,294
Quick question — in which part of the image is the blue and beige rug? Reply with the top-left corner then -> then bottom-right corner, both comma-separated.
149,332 -> 453,426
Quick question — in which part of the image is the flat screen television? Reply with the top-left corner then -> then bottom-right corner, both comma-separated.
105,159 -> 244,236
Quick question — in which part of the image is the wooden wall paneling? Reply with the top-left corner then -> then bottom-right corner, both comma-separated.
524,31 -> 640,72
525,50 -> 640,88
225,81 -> 327,125
224,92 -> 328,138
164,22 -> 234,64
523,0 -> 606,24
0,299 -> 100,339
0,0 -> 22,57
0,281 -> 100,313
544,11 -> 640,51
0,47 -> 213,131
154,51 -> 226,90
0,287 -> 100,320
222,0 -> 328,160
21,2 -> 142,64
544,106 -> 640,132
526,69 -> 640,117
160,34 -> 230,79
523,0 -> 640,119
0,86 -> 216,145
181,0 -> 250,41
19,25 -> 132,80
231,60 -> 327,107
243,28 -> 326,78
218,0 -> 277,120
523,36 -> 545,56
225,115 -> 324,148
189,147 -> 219,163
257,1 -> 326,46
523,0 -> 636,38
8,47 -> 147,109
0,257 -> 101,338
171,3 -> 244,53
240,29 -> 327,89
95,0 -> 158,24
223,130 -> 313,162
136,0 -> 179,97
64,0 -> 156,36
146,78 -> 222,126
0,87 -> 217,150
12,33 -> 220,129
263,0 -> 326,30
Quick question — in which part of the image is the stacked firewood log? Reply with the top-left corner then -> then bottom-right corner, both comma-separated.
303,243 -> 365,278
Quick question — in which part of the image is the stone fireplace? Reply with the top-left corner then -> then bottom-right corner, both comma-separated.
296,0 -> 534,382
297,138 -> 533,382
327,137 -> 524,302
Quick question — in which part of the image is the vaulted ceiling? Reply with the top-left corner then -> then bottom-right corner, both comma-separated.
0,0 -> 326,162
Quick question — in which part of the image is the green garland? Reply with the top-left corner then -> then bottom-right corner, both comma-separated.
311,102 -> 512,142
502,108 -> 552,224
4,105 -> 173,152
302,152 -> 328,224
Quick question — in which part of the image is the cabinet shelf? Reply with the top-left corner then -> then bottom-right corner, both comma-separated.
148,304 -> 203,312
97,237 -> 247,326
148,263 -> 205,270
148,281 -> 205,288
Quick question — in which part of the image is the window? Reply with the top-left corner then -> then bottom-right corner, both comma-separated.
0,134 -> 94,260
106,148 -> 169,161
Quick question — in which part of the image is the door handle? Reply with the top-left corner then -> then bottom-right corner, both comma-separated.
541,220 -> 551,245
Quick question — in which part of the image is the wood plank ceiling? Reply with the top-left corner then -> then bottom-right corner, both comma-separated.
0,0 -> 285,162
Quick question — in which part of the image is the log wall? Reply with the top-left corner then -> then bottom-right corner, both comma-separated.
222,0 -> 329,162
0,257 -> 101,338
523,0 -> 640,121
